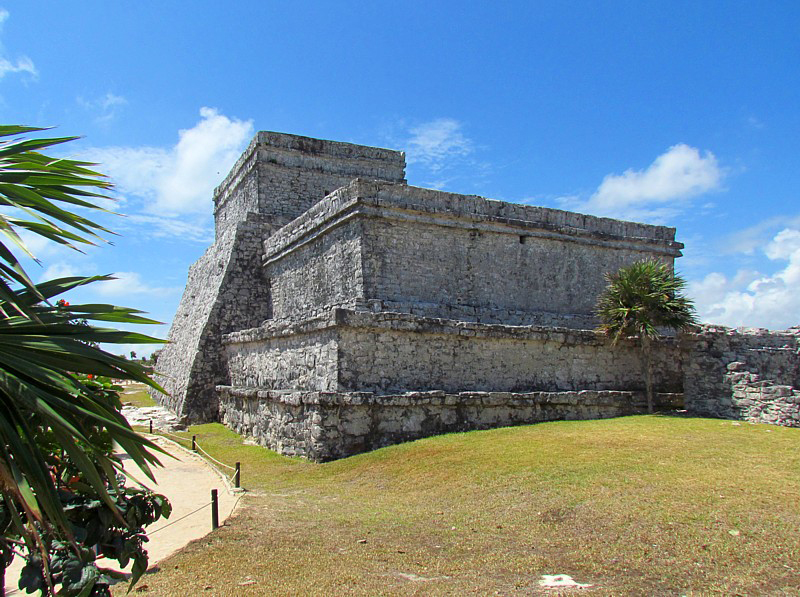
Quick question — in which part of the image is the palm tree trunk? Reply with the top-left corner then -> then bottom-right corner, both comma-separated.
641,335 -> 654,413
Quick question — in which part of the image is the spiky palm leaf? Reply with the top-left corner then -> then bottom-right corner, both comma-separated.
0,127 -> 165,566
596,259 -> 697,343
596,259 -> 698,412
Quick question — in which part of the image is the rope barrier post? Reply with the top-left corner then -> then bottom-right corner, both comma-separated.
234,462 -> 240,489
211,489 -> 219,530
149,420 -> 153,434
192,435 -> 197,452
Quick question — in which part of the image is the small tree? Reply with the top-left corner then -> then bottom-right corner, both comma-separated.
595,259 -> 698,413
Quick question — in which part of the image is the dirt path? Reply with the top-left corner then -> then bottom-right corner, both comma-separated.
4,436 -> 241,595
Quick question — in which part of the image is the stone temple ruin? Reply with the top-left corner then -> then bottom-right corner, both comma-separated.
154,132 -> 800,461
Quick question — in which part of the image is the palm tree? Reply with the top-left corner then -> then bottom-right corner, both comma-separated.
0,125 -> 165,592
595,258 -> 698,413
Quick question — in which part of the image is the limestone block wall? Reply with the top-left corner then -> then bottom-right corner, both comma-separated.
153,214 -> 275,421
225,325 -> 339,392
262,179 -> 684,328
683,325 -> 800,427
267,222 -> 365,320
222,309 -> 684,396
218,388 -> 683,461
214,132 -> 406,239
361,218 -> 664,323
335,312 -> 683,394
157,132 -> 407,422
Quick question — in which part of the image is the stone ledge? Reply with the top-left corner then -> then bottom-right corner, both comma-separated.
221,307 -> 642,345
262,179 -> 683,266
218,386 -> 684,412
217,386 -> 668,407
218,386 -> 684,461
213,132 -> 406,208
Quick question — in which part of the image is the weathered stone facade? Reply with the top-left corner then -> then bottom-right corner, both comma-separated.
158,130 -> 797,461
154,133 -> 405,422
683,326 -> 800,427
218,388 -> 682,462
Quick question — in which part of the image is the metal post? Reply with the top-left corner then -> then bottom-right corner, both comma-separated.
211,489 -> 219,530
234,462 -> 240,488
192,435 -> 197,452
149,420 -> 153,434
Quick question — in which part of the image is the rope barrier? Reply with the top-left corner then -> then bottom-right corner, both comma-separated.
193,442 -> 236,472
147,424 -> 242,489
148,501 -> 211,536
158,430 -> 191,444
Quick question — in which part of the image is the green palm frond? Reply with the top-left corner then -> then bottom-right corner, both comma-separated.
0,278 -> 166,534
0,127 -> 115,319
596,259 -> 698,344
0,126 -> 166,581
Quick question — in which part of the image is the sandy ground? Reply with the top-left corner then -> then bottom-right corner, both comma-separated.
4,436 -> 241,595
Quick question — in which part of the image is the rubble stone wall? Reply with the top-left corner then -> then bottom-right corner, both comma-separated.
222,309 -> 684,397
152,215 -> 274,421
217,387 -> 683,461
155,132 -> 405,421
683,326 -> 800,427
214,133 -> 406,239
266,222 -> 365,321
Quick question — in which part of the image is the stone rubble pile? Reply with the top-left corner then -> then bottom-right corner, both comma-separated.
121,405 -> 185,432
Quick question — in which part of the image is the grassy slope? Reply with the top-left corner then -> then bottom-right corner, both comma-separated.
124,416 -> 800,596
119,382 -> 156,407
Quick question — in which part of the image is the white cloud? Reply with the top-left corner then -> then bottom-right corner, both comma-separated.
406,118 -> 473,172
94,271 -> 178,298
78,92 -> 127,124
0,9 -> 37,79
123,214 -> 213,243
39,262 -> 84,282
717,214 -> 800,255
85,107 -> 253,218
689,227 -> 800,330
561,144 -> 723,222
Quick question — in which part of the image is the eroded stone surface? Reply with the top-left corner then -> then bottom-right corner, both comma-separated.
683,326 -> 800,427
218,386 -> 683,462
154,130 -> 798,461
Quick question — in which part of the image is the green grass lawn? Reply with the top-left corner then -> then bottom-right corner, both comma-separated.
119,383 -> 156,408
121,416 -> 800,596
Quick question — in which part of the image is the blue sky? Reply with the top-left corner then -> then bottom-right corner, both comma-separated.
2,2 -> 799,354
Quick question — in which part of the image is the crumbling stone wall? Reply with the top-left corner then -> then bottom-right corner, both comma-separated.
161,130 -> 707,460
153,215 -> 274,421
154,133 -> 405,421
217,387 -> 682,462
262,179 -> 683,329
222,309 -> 683,395
683,325 -> 800,427
214,132 -> 406,238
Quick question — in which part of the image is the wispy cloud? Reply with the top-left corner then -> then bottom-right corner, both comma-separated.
123,214 -> 213,243
381,117 -> 490,192
83,107 -> 253,238
718,214 -> 800,255
93,271 -> 179,298
689,226 -> 800,330
0,9 -> 37,80
406,118 -> 473,172
560,144 -> 724,223
39,261 -> 86,282
78,92 -> 127,124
